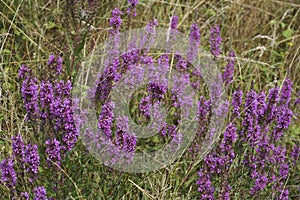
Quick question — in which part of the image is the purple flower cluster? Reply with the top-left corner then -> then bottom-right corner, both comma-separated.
170,15 -> 178,30
196,168 -> 215,199
21,192 -> 30,200
195,76 -> 296,199
209,25 -> 222,57
24,144 -> 40,181
187,23 -> 200,62
232,89 -> 243,117
47,54 -> 63,75
45,138 -> 61,167
9,54 -> 80,198
10,5 -> 300,200
1,134 -> 45,198
127,0 -> 139,17
32,186 -> 48,200
279,78 -> 292,105
290,145 -> 300,166
0,158 -> 17,189
109,8 -> 123,34
19,58 -> 79,153
141,19 -> 158,52
167,15 -> 179,50
222,50 -> 235,85
21,77 -> 39,120
98,101 -> 115,139
197,122 -> 237,199
12,134 -> 25,161
116,116 -> 137,153
139,95 -> 151,118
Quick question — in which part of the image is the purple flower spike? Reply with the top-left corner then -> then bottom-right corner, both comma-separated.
56,56 -> 63,75
98,101 -> 115,139
110,8 -> 123,34
232,89 -> 243,117
0,158 -> 17,189
266,87 -> 279,122
275,105 -> 293,130
33,186 -> 48,200
21,192 -> 30,200
250,173 -> 268,195
196,169 -> 215,199
45,138 -> 61,167
127,0 -> 139,17
290,145 -> 300,166
47,54 -> 55,66
222,50 -> 235,85
279,163 -> 289,179
18,64 -> 30,79
171,15 -> 179,29
280,78 -> 292,105
21,77 -> 39,120
210,25 -> 222,57
24,144 -> 40,176
11,134 -> 25,161
187,23 -> 200,62
139,95 -> 151,117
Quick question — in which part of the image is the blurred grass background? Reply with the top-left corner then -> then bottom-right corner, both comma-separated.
0,0 -> 299,199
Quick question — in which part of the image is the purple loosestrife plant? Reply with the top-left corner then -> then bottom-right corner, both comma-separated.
222,50 -> 235,85
15,54 -> 80,199
189,97 -> 211,154
257,91 -> 267,122
18,64 -> 31,79
19,56 -> 79,154
24,144 -> 40,182
116,116 -> 137,155
290,145 -> 300,166
231,88 -> 243,117
242,89 -> 259,146
187,23 -> 200,62
32,186 -> 48,200
140,19 -> 158,53
139,95 -> 151,118
170,15 -> 178,30
266,87 -> 279,123
98,101 -> 115,139
21,77 -> 39,120
47,54 -> 63,75
20,192 -> 30,200
209,25 -> 222,58
45,138 -> 61,167
272,105 -> 293,141
0,158 -> 17,189
12,6 -> 295,199
195,79 -> 297,199
196,168 -> 215,200
127,0 -> 138,17
166,15 -> 179,51
279,78 -> 292,105
109,8 -> 123,34
11,134 -> 25,161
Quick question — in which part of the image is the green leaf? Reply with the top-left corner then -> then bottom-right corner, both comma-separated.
270,19 -> 277,26
74,41 -> 85,57
283,28 -> 294,39
1,49 -> 11,54
280,22 -> 286,29
206,9 -> 216,17
13,27 -> 20,36
45,21 -> 58,30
